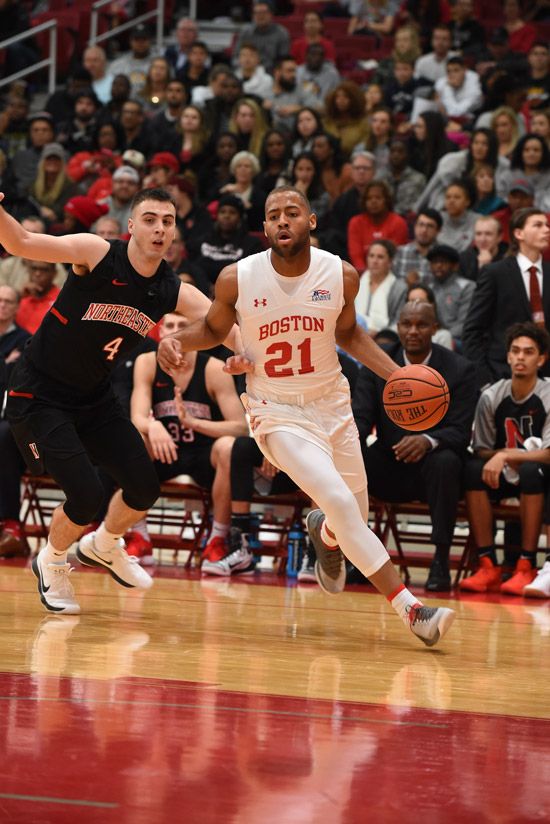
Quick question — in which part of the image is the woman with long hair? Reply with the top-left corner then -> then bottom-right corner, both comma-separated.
490,106 -> 521,158
416,127 -> 510,210
228,97 -> 268,157
437,179 -> 478,252
290,151 -> 331,223
257,129 -> 293,195
530,109 -> 550,147
354,240 -> 408,335
409,111 -> 458,180
364,82 -> 384,118
139,57 -> 173,116
504,132 -> 550,209
323,81 -> 370,159
197,131 -> 239,203
311,132 -> 353,202
291,107 -> 324,157
166,104 -> 210,175
363,106 -> 394,173
347,180 -> 409,271
31,144 -> 77,224
472,163 -> 507,214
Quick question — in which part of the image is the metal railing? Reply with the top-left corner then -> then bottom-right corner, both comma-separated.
0,20 -> 57,94
89,0 -> 166,51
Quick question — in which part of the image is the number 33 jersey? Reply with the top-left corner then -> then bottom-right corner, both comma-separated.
236,247 -> 345,402
27,240 -> 180,400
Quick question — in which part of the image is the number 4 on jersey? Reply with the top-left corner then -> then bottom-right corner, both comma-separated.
103,337 -> 124,361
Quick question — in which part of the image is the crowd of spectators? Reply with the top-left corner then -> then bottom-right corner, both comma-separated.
2,0 -> 550,596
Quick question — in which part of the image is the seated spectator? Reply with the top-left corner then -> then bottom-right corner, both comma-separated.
197,132 -> 239,203
503,0 -> 536,54
119,99 -> 154,156
492,176 -> 535,242
59,195 -> 109,234
459,215 -> 508,282
150,80 -> 188,152
382,59 -> 420,124
296,44 -> 341,108
377,138 -> 426,216
194,194 -> 265,292
143,152 -> 180,189
219,151 -> 265,231
256,129 -> 293,197
0,284 -> 31,559
393,208 -> 442,283
56,89 -> 102,156
202,71 -> 243,138
347,180 -> 409,271
348,0 -> 398,37
291,107 -> 325,157
229,97 -> 268,157
460,322 -> 550,595
406,282 -> 454,348
323,81 -> 369,159
45,68 -> 93,125
83,45 -> 115,105
15,261 -> 61,334
94,215 -> 121,240
373,24 -> 422,87
531,109 -> 550,147
490,106 -> 521,159
109,24 -> 159,97
166,104 -> 210,176
474,27 -> 529,80
29,143 -> 77,226
448,0 -> 485,57
502,133 -> 550,211
409,111 -> 458,182
422,243 -> 476,346
180,42 -> 211,102
435,56 -> 483,127
362,106 -> 394,174
164,16 -> 201,76
353,299 -> 477,590
138,57 -> 173,117
129,313 -> 248,564
98,74 -> 131,125
11,112 -> 55,199
463,207 -> 550,388
471,163 -> 507,215
231,1 -> 290,74
0,217 -> 66,290
290,152 -> 331,224
355,239 -> 407,333
264,56 -> 319,135
235,44 -> 274,100
101,166 -> 140,230
402,0 -> 450,51
437,179 -> 478,252
165,175 -> 213,256
526,41 -> 550,112
0,91 -> 30,160
414,24 -> 457,85
364,82 -> 384,118
311,132 -> 353,202
321,150 -> 376,257
290,10 -> 337,65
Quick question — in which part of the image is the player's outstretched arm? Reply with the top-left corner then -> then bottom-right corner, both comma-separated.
0,192 -> 108,271
158,265 -> 239,372
335,262 -> 399,380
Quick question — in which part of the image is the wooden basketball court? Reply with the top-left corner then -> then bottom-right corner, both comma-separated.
0,559 -> 549,823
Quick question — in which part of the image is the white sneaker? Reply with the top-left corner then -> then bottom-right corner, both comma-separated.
76,532 -> 153,590
523,561 -> 550,598
409,604 -> 455,647
202,528 -> 255,576
31,549 -> 81,614
297,546 -> 317,582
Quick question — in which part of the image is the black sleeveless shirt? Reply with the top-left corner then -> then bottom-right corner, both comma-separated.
152,353 -> 222,453
26,240 -> 180,400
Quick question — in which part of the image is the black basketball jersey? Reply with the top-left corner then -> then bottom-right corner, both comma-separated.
152,353 -> 222,453
26,240 -> 180,399
473,378 -> 550,450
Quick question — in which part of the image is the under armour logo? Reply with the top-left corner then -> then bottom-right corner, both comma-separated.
29,442 -> 40,460
254,298 -> 267,307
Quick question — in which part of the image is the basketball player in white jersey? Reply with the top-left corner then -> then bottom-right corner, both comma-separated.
159,186 -> 455,647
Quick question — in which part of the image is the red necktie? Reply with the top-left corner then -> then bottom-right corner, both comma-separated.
529,265 -> 545,327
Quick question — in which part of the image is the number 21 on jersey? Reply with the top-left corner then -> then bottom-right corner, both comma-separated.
264,338 -> 314,377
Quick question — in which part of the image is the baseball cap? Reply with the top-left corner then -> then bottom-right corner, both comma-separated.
426,244 -> 460,264
122,149 -> 145,169
131,24 -> 151,39
112,165 -> 140,183
509,177 -> 535,196
148,152 -> 180,174
28,111 -> 54,126
40,142 -> 66,161
64,197 -> 109,229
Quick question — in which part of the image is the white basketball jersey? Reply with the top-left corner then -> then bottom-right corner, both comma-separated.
236,247 -> 345,400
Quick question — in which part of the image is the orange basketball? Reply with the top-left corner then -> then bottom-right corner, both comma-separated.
383,364 -> 450,431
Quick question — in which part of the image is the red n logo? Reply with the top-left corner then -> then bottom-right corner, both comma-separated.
504,416 -> 533,448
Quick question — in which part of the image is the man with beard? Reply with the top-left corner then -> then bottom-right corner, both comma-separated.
264,57 -> 318,134
150,80 -> 188,152
57,90 -> 102,155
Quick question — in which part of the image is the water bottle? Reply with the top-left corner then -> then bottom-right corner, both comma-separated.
286,520 -> 304,579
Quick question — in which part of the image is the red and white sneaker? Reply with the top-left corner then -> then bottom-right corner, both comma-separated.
459,556 -> 502,592
125,531 -> 154,566
202,535 -> 227,564
500,558 -> 537,595
524,561 -> 550,599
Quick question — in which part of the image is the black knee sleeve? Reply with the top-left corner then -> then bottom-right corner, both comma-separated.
231,436 -> 263,502
121,470 -> 161,512
64,477 -> 106,526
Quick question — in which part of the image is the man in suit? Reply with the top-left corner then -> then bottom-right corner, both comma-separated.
462,208 -> 550,390
353,300 -> 477,590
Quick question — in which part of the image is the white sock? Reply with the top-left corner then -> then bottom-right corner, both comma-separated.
388,584 -> 423,626
94,522 -> 122,553
320,519 -> 339,548
208,520 -> 229,542
42,539 -> 68,565
131,517 -> 150,540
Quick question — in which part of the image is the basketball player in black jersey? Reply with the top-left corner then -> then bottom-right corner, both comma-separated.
0,188 -> 244,614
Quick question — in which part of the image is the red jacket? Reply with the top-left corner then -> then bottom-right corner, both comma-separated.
16,286 -> 61,334
347,212 -> 409,272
